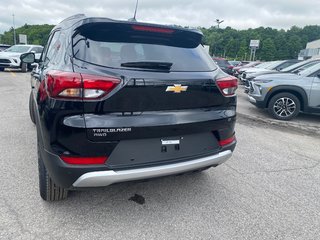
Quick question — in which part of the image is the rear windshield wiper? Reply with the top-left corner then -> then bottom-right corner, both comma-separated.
121,61 -> 173,70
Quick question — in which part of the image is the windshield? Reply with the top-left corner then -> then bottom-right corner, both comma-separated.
214,59 -> 230,67
4,45 -> 31,53
265,61 -> 284,70
244,62 -> 260,68
281,60 -> 320,72
298,62 -> 320,76
256,62 -> 273,69
73,26 -> 217,72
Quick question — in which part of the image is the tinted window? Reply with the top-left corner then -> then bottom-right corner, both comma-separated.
73,33 -> 216,72
299,63 -> 320,76
43,31 -> 61,66
276,61 -> 299,70
214,59 -> 230,68
292,61 -> 320,73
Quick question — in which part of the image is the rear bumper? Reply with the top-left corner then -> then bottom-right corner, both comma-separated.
72,150 -> 232,187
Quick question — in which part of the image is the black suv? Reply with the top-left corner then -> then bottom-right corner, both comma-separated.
22,14 -> 237,201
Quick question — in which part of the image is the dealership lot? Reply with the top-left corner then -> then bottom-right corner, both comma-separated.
1,72 -> 320,240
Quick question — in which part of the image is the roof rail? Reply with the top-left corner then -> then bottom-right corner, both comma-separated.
59,14 -> 86,24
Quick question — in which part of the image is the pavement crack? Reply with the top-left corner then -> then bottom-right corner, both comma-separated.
2,197 -> 33,237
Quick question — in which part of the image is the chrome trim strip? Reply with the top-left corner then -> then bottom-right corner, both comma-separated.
73,150 -> 232,187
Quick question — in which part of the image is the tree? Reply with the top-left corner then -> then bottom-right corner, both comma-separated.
260,38 -> 276,61
287,35 -> 302,59
1,24 -> 54,45
237,39 -> 249,60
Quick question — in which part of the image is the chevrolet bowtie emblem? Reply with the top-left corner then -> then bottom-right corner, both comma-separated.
166,84 -> 188,93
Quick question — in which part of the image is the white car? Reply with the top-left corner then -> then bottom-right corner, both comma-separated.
240,60 -> 299,83
0,44 -> 43,72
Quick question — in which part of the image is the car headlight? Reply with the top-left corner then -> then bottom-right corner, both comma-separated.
253,79 -> 273,84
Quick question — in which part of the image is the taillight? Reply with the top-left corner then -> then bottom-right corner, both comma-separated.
82,74 -> 120,99
46,71 -> 82,99
216,76 -> 238,97
45,70 -> 120,100
219,135 -> 236,147
61,156 -> 108,165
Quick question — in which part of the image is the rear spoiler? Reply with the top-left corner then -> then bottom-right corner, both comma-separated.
73,20 -> 203,48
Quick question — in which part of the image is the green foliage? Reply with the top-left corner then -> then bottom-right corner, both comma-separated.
0,24 -> 54,46
1,23 -> 319,61
260,38 -> 276,61
200,25 -> 320,61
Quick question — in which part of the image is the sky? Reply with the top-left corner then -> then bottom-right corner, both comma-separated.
0,0 -> 320,33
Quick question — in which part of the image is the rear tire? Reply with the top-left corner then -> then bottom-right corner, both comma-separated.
29,92 -> 36,124
268,92 -> 300,121
38,138 -> 68,201
0,67 -> 4,71
21,63 -> 27,72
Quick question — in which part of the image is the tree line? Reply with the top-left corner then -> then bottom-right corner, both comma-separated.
1,23 -> 320,61
200,25 -> 320,61
0,24 -> 54,46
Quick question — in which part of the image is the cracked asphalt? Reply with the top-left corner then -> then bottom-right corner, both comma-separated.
1,71 -> 320,240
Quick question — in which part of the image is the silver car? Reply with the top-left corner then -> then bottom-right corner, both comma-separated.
248,63 -> 320,120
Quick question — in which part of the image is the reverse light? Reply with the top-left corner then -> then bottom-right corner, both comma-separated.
219,135 -> 236,147
61,156 -> 108,165
216,76 -> 238,97
45,71 -> 120,100
82,74 -> 120,99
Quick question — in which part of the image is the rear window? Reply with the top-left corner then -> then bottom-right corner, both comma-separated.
72,25 -> 216,72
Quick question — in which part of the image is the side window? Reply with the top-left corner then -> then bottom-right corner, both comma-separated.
310,70 -> 320,77
42,31 -> 61,66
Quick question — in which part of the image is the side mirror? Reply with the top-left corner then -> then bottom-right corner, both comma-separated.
20,52 -> 35,64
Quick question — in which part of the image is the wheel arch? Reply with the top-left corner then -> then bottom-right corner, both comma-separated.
266,86 -> 308,111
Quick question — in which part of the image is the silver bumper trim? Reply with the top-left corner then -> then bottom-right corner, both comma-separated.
72,150 -> 232,187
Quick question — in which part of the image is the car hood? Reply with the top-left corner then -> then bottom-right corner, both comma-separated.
244,68 -> 271,74
255,73 -> 302,81
0,52 -> 22,58
248,70 -> 278,78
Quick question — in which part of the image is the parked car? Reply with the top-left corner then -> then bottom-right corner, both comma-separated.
233,61 -> 261,76
248,63 -> 320,120
0,44 -> 43,72
244,58 -> 320,92
22,14 -> 237,201
0,44 -> 11,52
240,59 -> 300,84
228,60 -> 241,67
213,58 -> 234,75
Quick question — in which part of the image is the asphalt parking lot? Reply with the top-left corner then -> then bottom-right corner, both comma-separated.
1,71 -> 320,240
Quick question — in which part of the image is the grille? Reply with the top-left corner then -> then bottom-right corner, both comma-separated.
0,59 -> 10,63
249,82 -> 254,93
